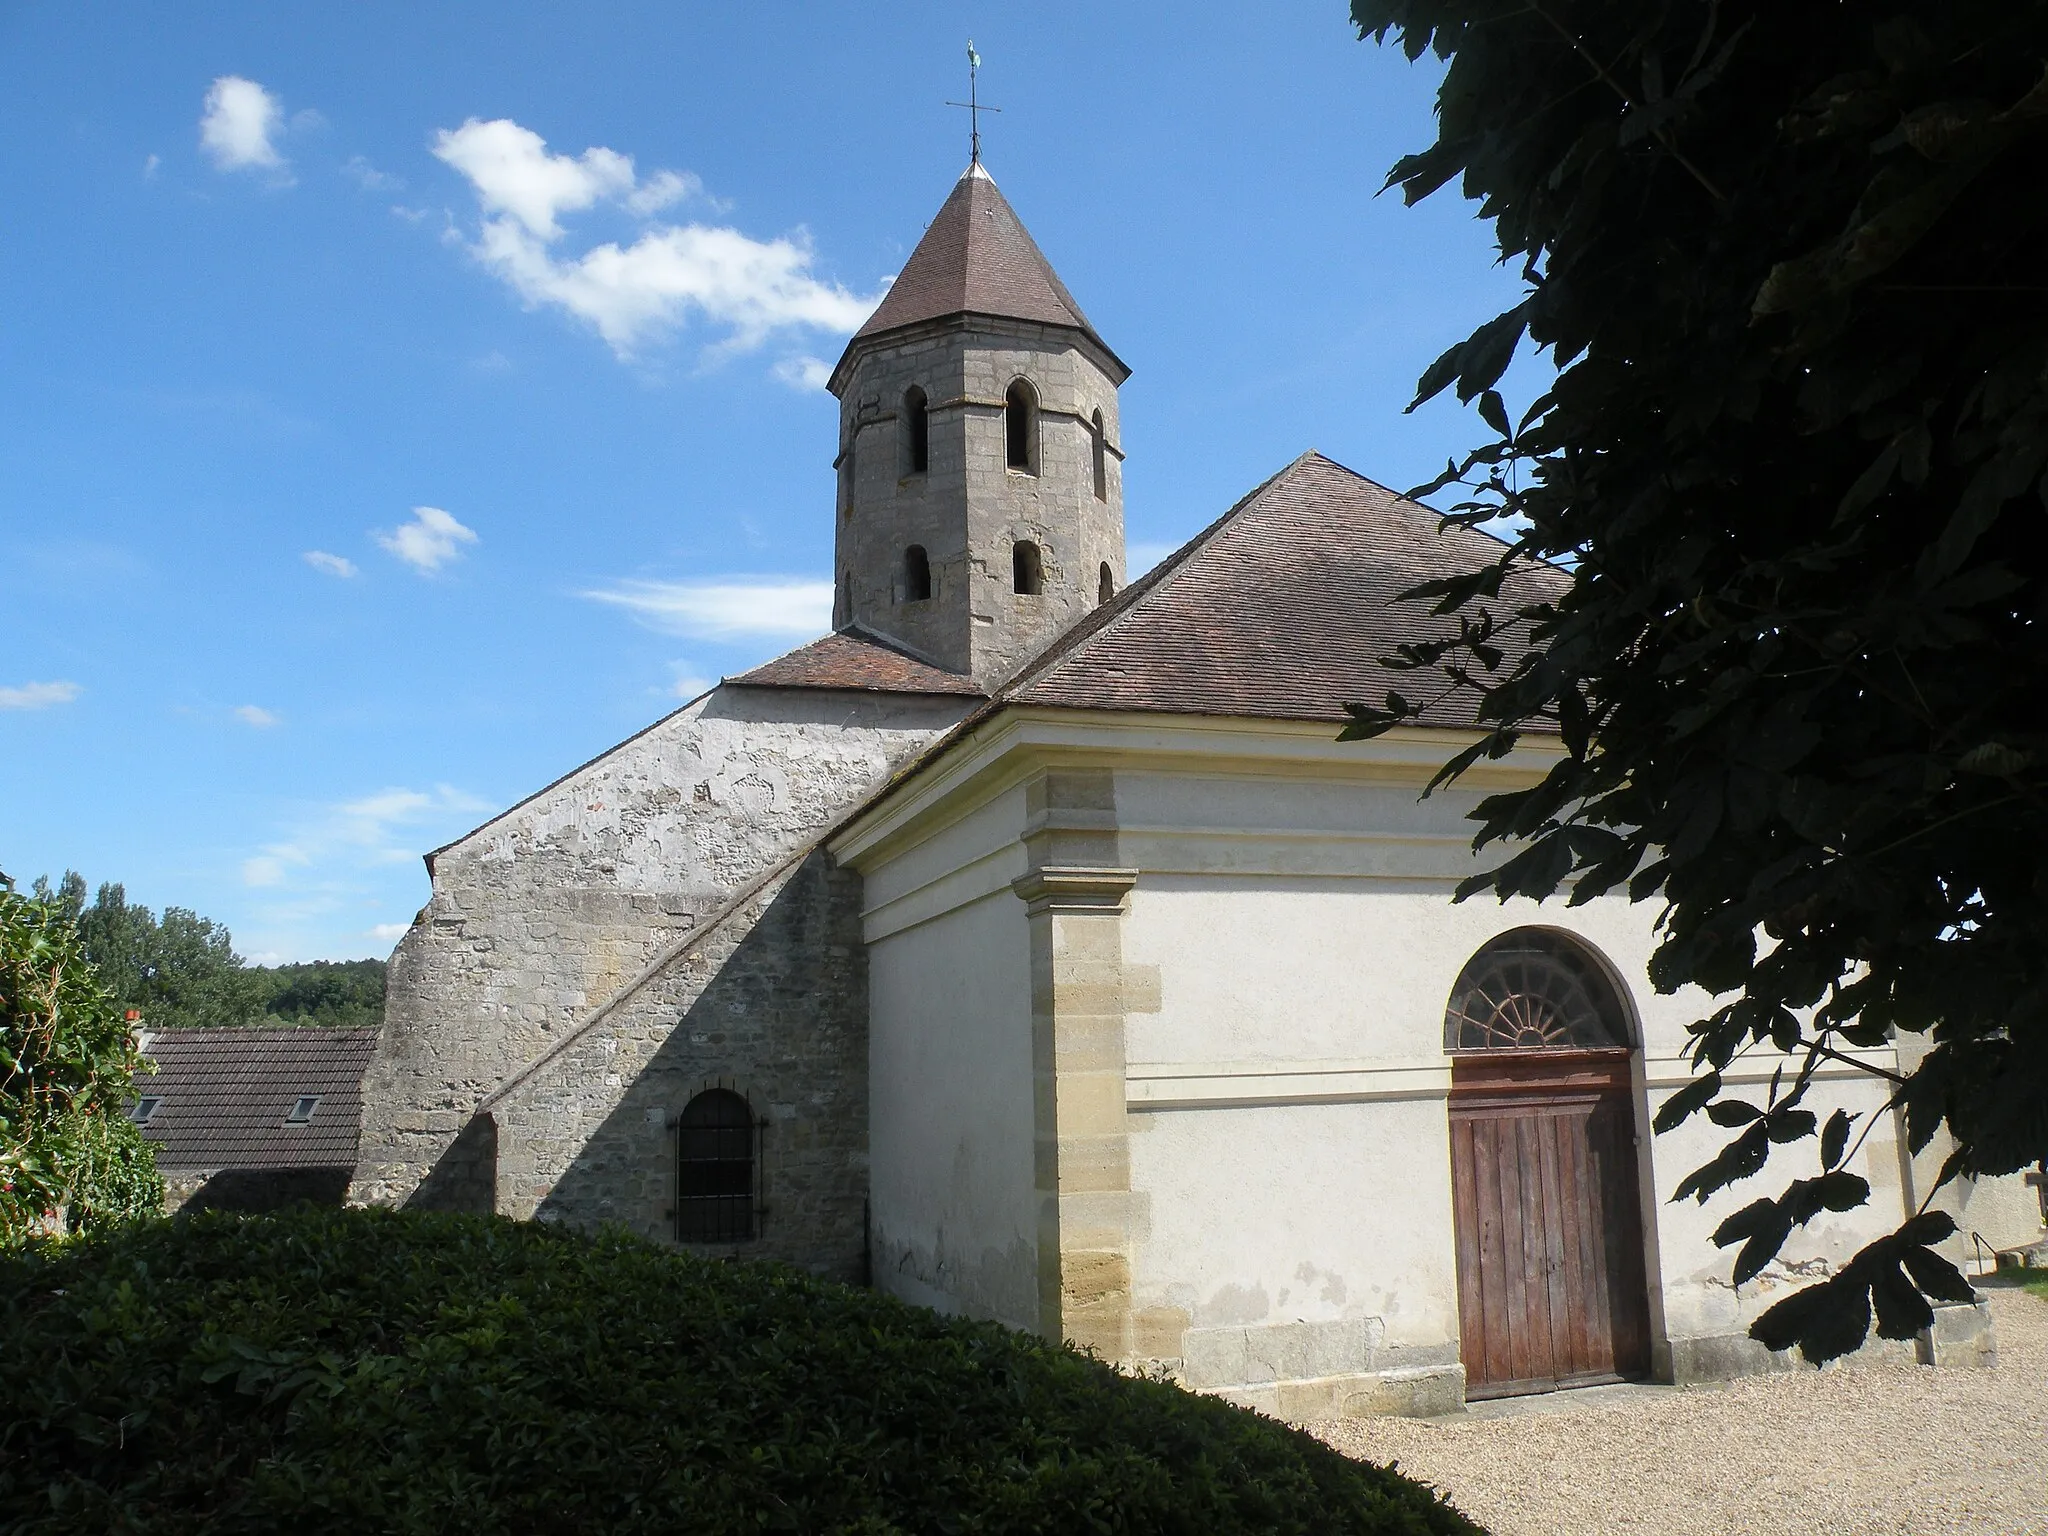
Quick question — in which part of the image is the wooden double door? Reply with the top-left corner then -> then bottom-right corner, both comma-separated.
1448,1048 -> 1652,1398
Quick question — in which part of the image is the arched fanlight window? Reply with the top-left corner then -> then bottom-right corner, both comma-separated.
1091,408 -> 1108,501
1005,379 -> 1038,473
903,545 -> 932,602
1098,562 -> 1115,605
1013,540 -> 1044,596
675,1088 -> 756,1243
903,386 -> 929,475
1443,930 -> 1631,1051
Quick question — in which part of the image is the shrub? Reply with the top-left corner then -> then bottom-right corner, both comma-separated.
0,887 -> 162,1241
0,1208 -> 1480,1535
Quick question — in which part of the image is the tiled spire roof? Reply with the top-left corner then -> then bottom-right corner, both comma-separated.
844,163 -> 1114,360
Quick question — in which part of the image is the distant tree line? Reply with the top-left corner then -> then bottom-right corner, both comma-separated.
24,872 -> 387,1031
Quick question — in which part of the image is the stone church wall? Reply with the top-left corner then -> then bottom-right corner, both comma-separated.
352,682 -> 972,1277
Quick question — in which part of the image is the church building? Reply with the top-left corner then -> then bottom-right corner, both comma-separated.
355,161 -> 2010,1416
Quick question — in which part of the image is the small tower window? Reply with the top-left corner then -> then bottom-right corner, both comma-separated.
904,545 -> 932,602
903,386 -> 929,475
1091,409 -> 1108,501
1013,540 -> 1044,596
676,1088 -> 757,1243
839,440 -> 856,519
837,570 -> 851,627
1098,562 -> 1114,605
1005,379 -> 1038,473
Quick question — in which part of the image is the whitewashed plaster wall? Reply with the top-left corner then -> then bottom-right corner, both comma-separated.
867,886 -> 1038,1328
835,715 -> 1943,1417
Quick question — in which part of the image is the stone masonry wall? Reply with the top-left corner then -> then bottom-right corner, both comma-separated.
352,683 -> 972,1275
836,316 -> 1126,686
491,848 -> 871,1279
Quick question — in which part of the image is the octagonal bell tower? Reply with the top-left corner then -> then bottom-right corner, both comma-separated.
827,162 -> 1130,689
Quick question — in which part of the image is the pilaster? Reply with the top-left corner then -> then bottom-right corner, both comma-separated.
1012,768 -> 1139,1361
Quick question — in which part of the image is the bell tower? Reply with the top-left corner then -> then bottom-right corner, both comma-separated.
827,163 -> 1130,688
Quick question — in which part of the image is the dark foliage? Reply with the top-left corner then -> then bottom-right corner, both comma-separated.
1348,1 -> 2048,1359
0,1208 -> 1481,1535
30,872 -> 386,1029
253,960 -> 388,1030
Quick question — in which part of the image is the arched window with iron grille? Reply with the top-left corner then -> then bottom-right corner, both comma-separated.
675,1088 -> 757,1243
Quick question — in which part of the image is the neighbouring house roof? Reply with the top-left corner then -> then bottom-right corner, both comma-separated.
998,450 -> 1564,727
135,1028 -> 379,1172
728,627 -> 986,697
839,162 -> 1120,372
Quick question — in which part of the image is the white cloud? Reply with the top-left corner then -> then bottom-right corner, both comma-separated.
432,116 -> 882,359
303,549 -> 358,578
0,680 -> 81,710
1127,540 -> 1181,575
368,921 -> 411,943
241,783 -> 490,890
235,704 -> 279,728
669,663 -> 716,700
773,355 -> 832,392
143,153 -> 160,178
375,506 -> 478,573
343,155 -> 401,192
626,168 -> 701,217
581,577 -> 833,641
200,75 -> 287,173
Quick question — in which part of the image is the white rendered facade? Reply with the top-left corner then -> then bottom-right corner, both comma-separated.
831,710 -> 1978,1415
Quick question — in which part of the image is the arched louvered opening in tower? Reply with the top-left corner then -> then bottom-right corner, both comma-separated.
1005,379 -> 1038,474
1013,540 -> 1044,596
1098,562 -> 1114,605
902,386 -> 929,475
903,544 -> 932,602
1091,408 -> 1107,501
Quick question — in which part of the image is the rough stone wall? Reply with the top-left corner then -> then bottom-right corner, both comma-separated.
835,316 -> 1126,685
490,848 -> 872,1279
352,683 -> 972,1273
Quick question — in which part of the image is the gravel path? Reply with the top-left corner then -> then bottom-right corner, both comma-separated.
1314,1286 -> 2048,1536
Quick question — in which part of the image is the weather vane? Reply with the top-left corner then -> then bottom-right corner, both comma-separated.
945,40 -> 1001,165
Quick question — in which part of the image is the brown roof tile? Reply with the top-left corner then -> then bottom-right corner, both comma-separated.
135,1028 -> 379,1172
1002,451 -> 1563,727
844,164 -> 1115,362
728,627 -> 985,696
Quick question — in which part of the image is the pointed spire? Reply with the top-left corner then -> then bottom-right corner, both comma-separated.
845,164 -> 1117,365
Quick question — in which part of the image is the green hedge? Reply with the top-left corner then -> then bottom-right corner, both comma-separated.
0,1208 -> 1482,1535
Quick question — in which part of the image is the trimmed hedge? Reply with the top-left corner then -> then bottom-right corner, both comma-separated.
1,1208 -> 1482,1534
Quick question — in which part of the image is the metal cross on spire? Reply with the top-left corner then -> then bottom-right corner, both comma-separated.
945,40 -> 1001,165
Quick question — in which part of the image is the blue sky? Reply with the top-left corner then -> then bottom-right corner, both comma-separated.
0,4 -> 1530,964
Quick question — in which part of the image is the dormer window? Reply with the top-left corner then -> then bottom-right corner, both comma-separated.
130,1096 -> 162,1125
903,545 -> 932,602
1013,541 -> 1044,596
902,387 -> 929,475
285,1095 -> 321,1125
1005,380 -> 1038,474
1091,409 -> 1107,501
